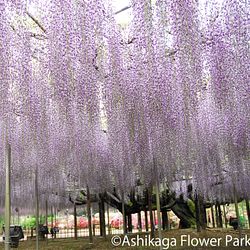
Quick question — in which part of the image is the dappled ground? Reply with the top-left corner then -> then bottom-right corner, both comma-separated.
1,228 -> 250,250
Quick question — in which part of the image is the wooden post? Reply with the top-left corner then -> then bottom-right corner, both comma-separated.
87,186 -> 93,243
155,180 -> 163,250
211,205 -> 215,228
148,187 -> 154,238
54,207 -> 57,238
138,212 -> 142,232
92,223 -> 95,236
4,143 -> 11,250
162,211 -> 165,230
246,199 -> 250,229
127,214 -> 132,232
74,203 -> 77,239
144,210 -> 149,232
107,203 -> 111,234
45,201 -> 48,227
35,168 -> 39,250
195,195 -> 205,230
195,193 -> 201,232
45,200 -> 48,242
99,195 -> 106,238
223,204 -> 228,228
153,210 -> 156,226
217,202 -> 223,228
15,208 -> 19,225
162,210 -> 169,230
99,200 -> 102,236
51,206 -> 53,239
102,200 -> 106,237
215,204 -> 219,227
201,202 -> 207,229
233,185 -> 242,238
121,192 -> 126,235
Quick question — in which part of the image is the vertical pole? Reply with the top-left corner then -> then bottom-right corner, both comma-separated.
148,187 -> 154,238
223,204 -> 228,228
211,205 -> 215,228
4,143 -> 11,250
45,200 -> 48,242
87,186 -> 93,243
127,214 -> 132,233
162,210 -> 169,230
246,199 -> 250,229
54,207 -> 56,239
215,204 -> 219,227
99,196 -> 106,238
35,168 -> 39,250
92,220 -> 95,237
217,202 -> 223,228
102,200 -> 106,237
51,206 -> 53,238
17,210 -> 19,225
107,203 -> 111,235
153,157 -> 162,249
155,180 -> 163,250
45,200 -> 48,227
74,202 -> 77,240
66,209 -> 68,238
99,200 -> 102,236
74,203 -> 77,239
121,192 -> 126,235
144,210 -> 149,232
153,210 -> 156,226
233,185 -> 242,238
201,202 -> 207,229
54,207 -> 56,227
138,212 -> 142,232
195,194 -> 201,232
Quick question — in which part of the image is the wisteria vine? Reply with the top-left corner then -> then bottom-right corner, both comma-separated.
0,0 -> 249,214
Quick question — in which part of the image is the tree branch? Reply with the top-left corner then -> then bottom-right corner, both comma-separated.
26,11 -> 46,33
115,6 -> 131,15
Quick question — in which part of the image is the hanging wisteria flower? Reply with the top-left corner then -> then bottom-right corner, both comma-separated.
0,0 -> 249,213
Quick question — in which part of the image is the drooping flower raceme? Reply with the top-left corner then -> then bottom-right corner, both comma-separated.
0,0 -> 249,215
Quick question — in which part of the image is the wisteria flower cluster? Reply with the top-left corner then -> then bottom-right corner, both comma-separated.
0,0 -> 249,214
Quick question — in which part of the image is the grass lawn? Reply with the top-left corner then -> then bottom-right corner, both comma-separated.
0,228 -> 250,250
